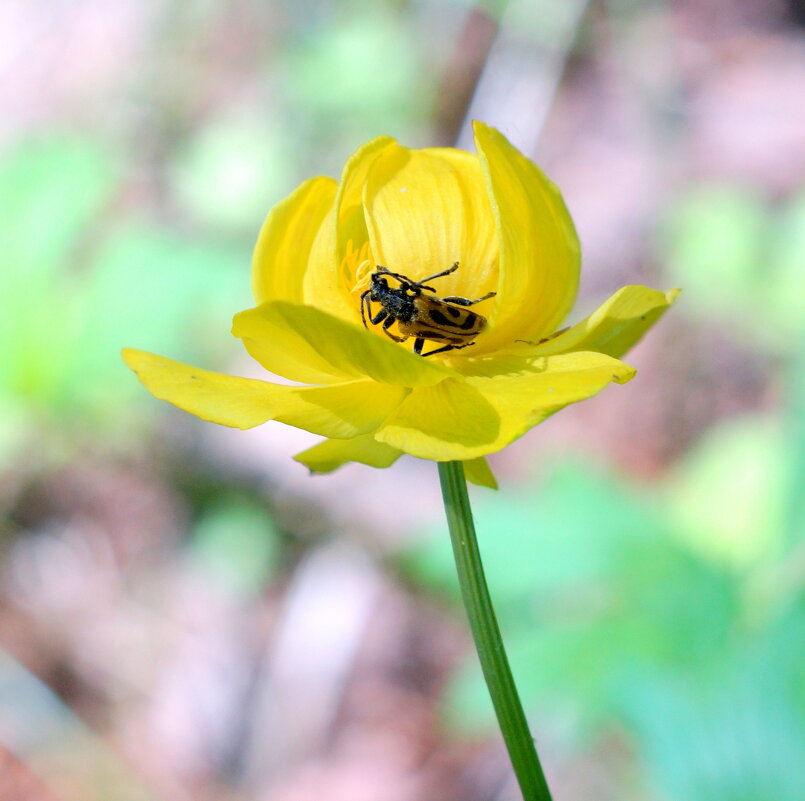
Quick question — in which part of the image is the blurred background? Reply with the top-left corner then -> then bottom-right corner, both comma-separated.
1,1 -> 803,799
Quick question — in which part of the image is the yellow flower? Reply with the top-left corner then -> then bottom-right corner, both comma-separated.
123,122 -> 676,488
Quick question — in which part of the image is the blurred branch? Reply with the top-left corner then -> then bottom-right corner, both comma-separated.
241,543 -> 382,791
0,650 -> 168,801
457,0 -> 591,154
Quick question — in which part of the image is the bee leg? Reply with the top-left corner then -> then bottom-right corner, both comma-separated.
360,291 -> 372,328
514,326 -> 570,345
420,341 -> 475,357
414,337 -> 463,356
420,343 -> 456,357
371,309 -> 388,325
381,319 -> 408,343
375,266 -> 414,286
440,291 -> 496,306
418,261 -> 460,285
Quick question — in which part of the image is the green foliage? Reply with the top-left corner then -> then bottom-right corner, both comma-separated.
768,193 -> 805,340
663,185 -> 805,349
618,598 -> 805,801
0,136 -> 250,450
283,10 -> 428,145
0,137 -> 115,278
171,109 -> 295,234
190,493 -> 281,596
782,348 -> 805,547
666,417 -> 788,569
0,138 -> 116,407
406,462 -> 662,611
403,417 -> 805,798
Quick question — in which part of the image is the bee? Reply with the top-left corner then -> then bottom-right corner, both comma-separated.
360,261 -> 496,357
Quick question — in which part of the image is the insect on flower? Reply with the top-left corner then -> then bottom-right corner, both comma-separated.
123,122 -> 677,474
360,261 -> 496,357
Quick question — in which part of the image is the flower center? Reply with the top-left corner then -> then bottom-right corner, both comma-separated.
341,239 -> 375,300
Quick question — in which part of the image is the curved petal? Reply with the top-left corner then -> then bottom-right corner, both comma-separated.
336,135 -> 396,250
232,301 -> 458,386
523,286 -> 680,359
123,348 -> 405,438
252,176 -> 337,305
294,436 -> 498,485
473,121 -> 580,352
294,433 -> 403,473
302,136 -> 395,325
374,378 -> 501,461
463,457 -> 498,490
465,352 -> 636,454
364,145 -> 498,301
291,380 -> 405,439
300,203 -> 354,321
376,352 -> 634,461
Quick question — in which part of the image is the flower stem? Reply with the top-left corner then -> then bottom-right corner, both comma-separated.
438,460 -> 553,801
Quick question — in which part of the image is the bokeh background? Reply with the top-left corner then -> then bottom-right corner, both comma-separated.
1,1 -> 803,799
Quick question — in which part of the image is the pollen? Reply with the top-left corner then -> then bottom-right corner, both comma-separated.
342,239 -> 375,298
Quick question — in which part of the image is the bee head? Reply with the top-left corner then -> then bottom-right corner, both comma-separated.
369,273 -> 388,299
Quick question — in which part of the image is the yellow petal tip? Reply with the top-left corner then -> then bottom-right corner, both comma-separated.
462,456 -> 499,490
122,347 -> 147,371
614,364 -> 637,384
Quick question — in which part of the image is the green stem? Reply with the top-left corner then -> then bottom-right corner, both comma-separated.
438,460 -> 553,801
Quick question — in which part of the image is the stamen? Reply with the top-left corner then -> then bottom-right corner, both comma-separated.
340,240 -> 375,296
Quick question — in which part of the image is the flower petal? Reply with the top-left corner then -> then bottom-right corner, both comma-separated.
525,286 -> 680,359
465,352 -> 636,454
123,348 -> 405,438
336,135 -> 396,249
252,176 -> 337,305
232,301 -> 457,386
302,136 -> 395,324
364,145 -> 498,300
463,457 -> 498,490
294,437 -> 498,485
294,433 -> 402,473
376,352 -> 635,461
473,121 -> 580,352
292,381 -> 406,439
375,378 -> 501,460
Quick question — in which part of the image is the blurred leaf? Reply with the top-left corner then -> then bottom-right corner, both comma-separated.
0,138 -> 117,404
171,109 -> 294,233
73,224 -> 248,426
443,536 -> 739,740
444,616 -> 659,739
0,137 -> 116,275
84,224 -> 247,358
0,400 -> 30,466
419,449 -> 802,798
664,185 -> 767,318
615,540 -> 740,667
617,636 -> 805,801
782,347 -> 805,548
190,496 -> 280,595
405,461 -> 664,619
284,12 -> 426,136
767,190 -> 805,339
407,461 -> 679,736
666,416 -> 787,570
663,184 -> 805,349
0,134 -> 253,440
